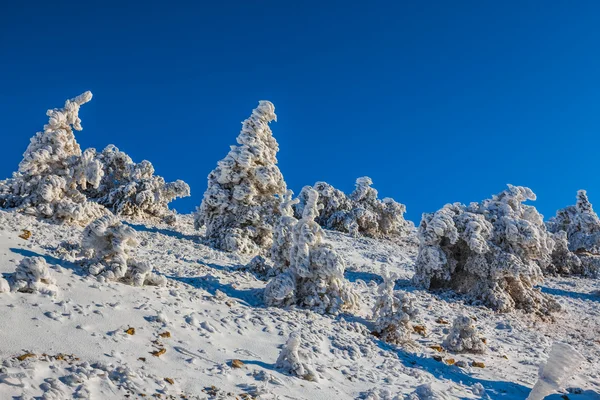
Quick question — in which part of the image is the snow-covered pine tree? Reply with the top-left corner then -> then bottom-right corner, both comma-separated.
82,145 -> 190,224
0,91 -> 107,225
264,188 -> 358,315
413,185 -> 560,315
443,315 -> 486,354
547,190 -> 600,277
194,101 -> 286,254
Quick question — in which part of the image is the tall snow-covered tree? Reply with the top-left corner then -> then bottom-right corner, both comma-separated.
547,190 -> 600,277
264,188 -> 358,315
194,101 -> 286,254
413,185 -> 560,315
82,145 -> 190,224
0,91 -> 107,225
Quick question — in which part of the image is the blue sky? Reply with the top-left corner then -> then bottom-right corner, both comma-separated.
1,1 -> 600,223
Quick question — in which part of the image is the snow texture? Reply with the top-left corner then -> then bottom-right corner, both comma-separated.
372,267 -> 418,345
443,315 -> 486,354
547,190 -> 600,277
11,256 -> 57,296
295,177 -> 414,239
194,100 -> 286,254
413,184 -> 560,315
82,215 -> 166,286
527,342 -> 585,400
275,331 -> 318,381
265,188 -> 359,315
0,91 -> 107,225
82,145 -> 190,224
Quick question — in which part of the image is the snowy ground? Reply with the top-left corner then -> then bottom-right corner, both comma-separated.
0,210 -> 598,399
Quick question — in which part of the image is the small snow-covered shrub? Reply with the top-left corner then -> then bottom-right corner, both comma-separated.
0,277 -> 10,293
265,188 -> 358,315
413,185 -> 560,315
547,190 -> 600,277
11,256 -> 57,295
82,215 -> 165,286
443,315 -> 486,354
82,145 -> 190,224
372,268 -> 418,345
295,177 -> 413,239
0,91 -> 107,225
194,101 -> 286,254
406,384 -> 450,400
276,331 -> 318,381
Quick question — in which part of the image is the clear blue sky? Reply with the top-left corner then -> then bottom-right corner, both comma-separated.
2,1 -> 600,223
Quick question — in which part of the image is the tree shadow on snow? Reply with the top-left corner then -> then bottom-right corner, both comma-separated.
545,390 -> 600,399
541,286 -> 600,303
168,274 -> 263,307
344,270 -> 383,284
125,222 -> 199,242
9,247 -> 86,277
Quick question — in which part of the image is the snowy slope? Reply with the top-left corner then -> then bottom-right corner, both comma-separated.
0,210 -> 598,399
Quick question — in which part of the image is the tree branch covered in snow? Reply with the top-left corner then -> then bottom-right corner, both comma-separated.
443,315 -> 486,354
547,190 -> 600,277
413,185 -> 560,315
0,92 -> 107,225
294,177 -> 414,239
82,215 -> 166,286
265,188 -> 358,315
194,101 -> 286,254
82,145 -> 190,224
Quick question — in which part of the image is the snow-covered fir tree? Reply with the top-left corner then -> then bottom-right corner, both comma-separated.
275,331 -> 319,381
547,190 -> 600,277
413,184 -> 560,315
264,188 -> 358,315
0,91 -> 107,225
372,267 -> 418,345
82,215 -> 166,286
443,315 -> 486,354
194,101 -> 286,254
82,145 -> 190,224
295,177 -> 413,239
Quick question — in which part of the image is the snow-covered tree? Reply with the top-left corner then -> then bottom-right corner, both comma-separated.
443,315 -> 486,354
372,267 -> 418,345
295,177 -> 413,239
0,91 -> 107,225
547,190 -> 600,277
0,277 -> 9,293
82,215 -> 166,286
413,185 -> 560,315
194,101 -> 286,254
82,145 -> 190,224
275,331 -> 318,381
264,188 -> 358,315
11,256 -> 57,296
270,189 -> 299,273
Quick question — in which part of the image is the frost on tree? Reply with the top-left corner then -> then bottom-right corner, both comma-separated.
294,177 -> 413,239
275,331 -> 319,381
443,315 -> 486,354
413,185 -> 560,315
82,145 -> 190,224
82,215 -> 166,286
527,342 -> 585,400
264,188 -> 358,315
547,190 -> 600,277
11,256 -> 57,296
372,267 -> 418,345
194,101 -> 286,254
0,91 -> 107,225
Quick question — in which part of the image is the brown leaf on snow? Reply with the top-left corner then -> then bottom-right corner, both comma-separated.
472,361 -> 485,368
18,230 -> 31,240
159,331 -> 171,338
445,358 -> 456,365
435,317 -> 449,324
164,377 -> 174,385
151,348 -> 166,357
16,353 -> 36,361
429,345 -> 443,352
126,327 -> 135,335
413,325 -> 427,336
231,359 -> 244,368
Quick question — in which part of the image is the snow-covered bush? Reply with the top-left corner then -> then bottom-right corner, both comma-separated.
547,190 -> 600,277
295,177 -> 413,239
194,101 -> 286,254
265,188 -> 359,315
413,185 -> 560,315
82,145 -> 190,224
82,215 -> 166,286
275,331 -> 318,381
527,342 -> 585,400
270,189 -> 299,273
0,91 -> 107,225
11,256 -> 57,295
0,277 -> 10,293
372,267 -> 418,345
443,315 -> 486,354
